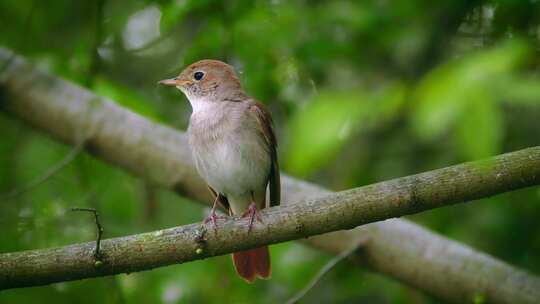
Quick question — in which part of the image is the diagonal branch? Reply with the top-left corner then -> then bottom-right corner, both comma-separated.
0,142 -> 83,201
1,47 -> 540,304
1,146 -> 540,292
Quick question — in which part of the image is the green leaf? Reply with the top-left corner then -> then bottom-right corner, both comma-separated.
456,94 -> 502,160
285,85 -> 404,177
412,39 -> 529,141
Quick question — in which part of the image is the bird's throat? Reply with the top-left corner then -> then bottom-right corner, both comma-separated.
183,94 -> 218,114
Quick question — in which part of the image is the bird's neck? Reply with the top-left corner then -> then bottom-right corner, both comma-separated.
187,90 -> 248,114
188,96 -> 218,113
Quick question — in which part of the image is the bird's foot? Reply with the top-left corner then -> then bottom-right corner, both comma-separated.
204,209 -> 226,234
241,202 -> 263,233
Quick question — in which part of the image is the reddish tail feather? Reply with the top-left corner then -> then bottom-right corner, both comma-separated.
232,246 -> 271,283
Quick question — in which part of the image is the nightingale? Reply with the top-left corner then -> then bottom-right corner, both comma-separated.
159,60 -> 280,283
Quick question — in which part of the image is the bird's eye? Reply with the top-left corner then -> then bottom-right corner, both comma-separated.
193,71 -> 204,81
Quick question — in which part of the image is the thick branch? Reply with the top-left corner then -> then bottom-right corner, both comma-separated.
2,147 -> 540,292
1,48 -> 540,304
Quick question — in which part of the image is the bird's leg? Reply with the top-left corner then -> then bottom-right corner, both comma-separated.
241,191 -> 263,233
204,194 -> 226,233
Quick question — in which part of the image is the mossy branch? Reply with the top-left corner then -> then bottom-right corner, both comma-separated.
1,146 -> 540,293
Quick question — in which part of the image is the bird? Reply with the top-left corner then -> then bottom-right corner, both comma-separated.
159,60 -> 280,283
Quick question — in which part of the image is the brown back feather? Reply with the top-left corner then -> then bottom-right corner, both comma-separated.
249,102 -> 280,207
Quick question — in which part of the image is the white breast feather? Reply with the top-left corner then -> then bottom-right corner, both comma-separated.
187,98 -> 271,213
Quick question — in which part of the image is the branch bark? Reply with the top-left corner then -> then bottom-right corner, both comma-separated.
1,48 -> 540,304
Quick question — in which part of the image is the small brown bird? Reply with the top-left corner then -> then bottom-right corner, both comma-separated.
159,60 -> 280,283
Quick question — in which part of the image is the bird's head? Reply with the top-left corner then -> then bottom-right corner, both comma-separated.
159,60 -> 243,105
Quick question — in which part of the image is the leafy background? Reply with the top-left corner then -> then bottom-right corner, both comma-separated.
1,0 -> 540,303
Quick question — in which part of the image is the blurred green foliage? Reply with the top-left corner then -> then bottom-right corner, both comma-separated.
1,0 -> 540,303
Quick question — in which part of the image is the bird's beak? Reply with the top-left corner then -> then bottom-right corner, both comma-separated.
158,78 -> 191,87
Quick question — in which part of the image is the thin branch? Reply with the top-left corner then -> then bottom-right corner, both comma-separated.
1,48 -> 540,304
71,207 -> 104,261
0,142 -> 83,201
284,240 -> 365,304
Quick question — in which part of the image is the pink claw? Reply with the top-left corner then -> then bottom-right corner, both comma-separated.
204,209 -> 226,234
204,195 -> 227,234
241,202 -> 263,233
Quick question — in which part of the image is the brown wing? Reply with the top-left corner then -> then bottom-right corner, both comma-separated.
249,102 -> 280,208
207,185 -> 230,212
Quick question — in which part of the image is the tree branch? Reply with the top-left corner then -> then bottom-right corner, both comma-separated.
285,239 -> 365,304
0,142 -> 83,200
1,47 -> 540,304
1,146 -> 540,299
71,207 -> 104,261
